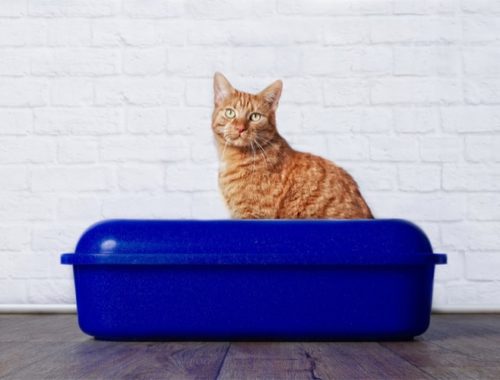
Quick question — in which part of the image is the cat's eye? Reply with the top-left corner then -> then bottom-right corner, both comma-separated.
249,113 -> 261,122
225,108 -> 236,119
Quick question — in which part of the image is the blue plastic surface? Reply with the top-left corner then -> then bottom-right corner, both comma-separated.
61,219 -> 446,341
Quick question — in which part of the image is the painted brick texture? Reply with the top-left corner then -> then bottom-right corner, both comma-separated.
0,0 -> 499,311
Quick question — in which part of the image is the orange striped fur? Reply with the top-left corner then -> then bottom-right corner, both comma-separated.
212,72 -> 373,219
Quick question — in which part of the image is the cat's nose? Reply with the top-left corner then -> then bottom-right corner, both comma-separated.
236,124 -> 247,134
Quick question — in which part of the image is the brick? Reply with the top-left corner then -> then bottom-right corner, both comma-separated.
465,78 -> 500,104
370,193 -> 465,221
442,222 -> 500,250
302,108 -> 351,133
369,16 -> 459,43
463,16 -> 500,42
275,106 -> 302,135
168,47 -> 231,76
0,19 -> 46,46
57,137 -> 98,164
166,107 -> 210,135
0,110 -> 32,135
287,134 -> 329,158
117,164 -> 164,191
465,136 -> 500,162
47,19 -> 92,46
127,107 -> 168,134
394,0 -> 455,14
27,279 -> 75,304
327,135 -> 369,161
393,107 -> 439,133
398,164 -> 441,192
356,47 -> 393,75
187,0 -> 275,19
165,163 -> 217,191
124,0 -> 185,18
441,106 -> 500,132
0,226 -> 30,251
433,251 -> 463,282
0,137 -> 55,163
323,18 -> 369,45
0,79 -> 47,106
187,20 -> 231,45
123,47 -> 167,75
0,49 -> 31,76
185,78 -> 212,107
93,19 -> 186,47
371,78 -> 461,105
191,192 -> 229,219
419,136 -> 463,162
0,195 -> 54,221
191,137 -> 218,164
31,166 -> 112,192
28,0 -> 119,17
95,77 -> 184,106
228,19 -> 319,46
57,197 -> 101,221
31,226 -> 81,252
463,47 -> 500,75
0,166 -> 28,190
277,0 -> 355,16
443,164 -> 500,191
100,136 -> 189,162
0,279 -> 27,303
467,193 -> 500,220
394,46 -> 459,76
31,48 -> 119,76
303,47 -> 357,76
344,164 -> 397,191
446,282 -> 500,307
370,136 -> 419,162
34,108 -> 121,135
324,79 -> 370,106
462,0 -> 500,13
50,78 -> 93,106
102,194 -> 191,218
466,252 -> 500,280
0,0 -> 27,16
280,78 -> 322,105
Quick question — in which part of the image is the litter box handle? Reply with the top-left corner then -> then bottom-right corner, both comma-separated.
433,253 -> 447,265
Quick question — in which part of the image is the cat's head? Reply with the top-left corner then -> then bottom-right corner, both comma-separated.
212,72 -> 282,148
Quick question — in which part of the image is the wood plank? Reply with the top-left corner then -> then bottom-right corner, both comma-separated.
5,341 -> 229,380
0,314 -> 86,343
217,342 -> 312,380
301,342 -> 433,379
381,314 -> 500,379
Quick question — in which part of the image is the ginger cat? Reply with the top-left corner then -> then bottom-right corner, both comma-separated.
212,72 -> 373,219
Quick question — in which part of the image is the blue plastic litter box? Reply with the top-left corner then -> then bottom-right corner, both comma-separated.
61,219 -> 446,341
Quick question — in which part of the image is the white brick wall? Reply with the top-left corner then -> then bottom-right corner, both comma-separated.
0,0 -> 499,311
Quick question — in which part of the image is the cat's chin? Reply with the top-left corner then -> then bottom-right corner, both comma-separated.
225,137 -> 251,148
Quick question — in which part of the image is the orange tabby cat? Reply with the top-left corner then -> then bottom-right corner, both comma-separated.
212,72 -> 373,219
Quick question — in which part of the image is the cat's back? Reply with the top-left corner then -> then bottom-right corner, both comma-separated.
280,150 -> 373,219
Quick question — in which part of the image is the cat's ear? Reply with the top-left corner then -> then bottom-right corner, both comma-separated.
259,80 -> 283,111
213,72 -> 235,107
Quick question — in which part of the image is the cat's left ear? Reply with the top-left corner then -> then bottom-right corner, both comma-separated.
259,80 -> 283,111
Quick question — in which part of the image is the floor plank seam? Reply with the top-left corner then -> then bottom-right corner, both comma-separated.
303,349 -> 322,380
213,343 -> 231,380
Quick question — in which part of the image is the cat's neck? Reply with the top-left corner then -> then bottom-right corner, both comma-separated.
217,134 -> 292,170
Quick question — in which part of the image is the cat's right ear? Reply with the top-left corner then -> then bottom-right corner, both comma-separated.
214,72 -> 234,107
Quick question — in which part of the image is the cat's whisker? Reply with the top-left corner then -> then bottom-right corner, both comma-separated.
253,138 -> 269,165
250,141 -> 257,175
222,141 -> 228,161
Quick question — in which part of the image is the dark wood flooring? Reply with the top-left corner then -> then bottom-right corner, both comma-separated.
1,314 -> 499,379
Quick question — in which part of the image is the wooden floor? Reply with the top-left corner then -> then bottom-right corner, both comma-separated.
1,314 -> 500,379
